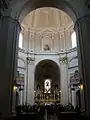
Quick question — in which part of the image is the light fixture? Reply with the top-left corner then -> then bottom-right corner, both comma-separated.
13,86 -> 17,92
80,84 -> 83,91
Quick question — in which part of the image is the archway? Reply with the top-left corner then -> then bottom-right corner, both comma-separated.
18,0 -> 77,23
35,59 -> 60,104
3,0 -> 77,22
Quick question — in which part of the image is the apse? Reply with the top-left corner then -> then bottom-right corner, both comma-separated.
34,59 -> 60,103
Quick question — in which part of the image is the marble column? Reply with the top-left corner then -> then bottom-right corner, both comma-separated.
60,55 -> 69,105
74,16 -> 90,116
0,16 -> 21,116
20,86 -> 23,105
20,91 -> 23,105
71,90 -> 76,108
27,59 -> 35,105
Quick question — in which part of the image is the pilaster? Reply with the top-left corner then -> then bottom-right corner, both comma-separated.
0,16 -> 21,116
74,16 -> 90,116
59,54 -> 69,105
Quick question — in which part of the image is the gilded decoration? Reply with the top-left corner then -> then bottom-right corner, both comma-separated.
60,55 -> 68,64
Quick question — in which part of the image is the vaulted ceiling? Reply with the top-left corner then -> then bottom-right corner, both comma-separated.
21,7 -> 73,31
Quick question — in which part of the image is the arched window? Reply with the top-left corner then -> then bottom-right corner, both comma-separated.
19,32 -> 23,48
71,32 -> 77,48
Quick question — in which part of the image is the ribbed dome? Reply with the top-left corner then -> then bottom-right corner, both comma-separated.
21,7 -> 74,52
22,7 -> 73,30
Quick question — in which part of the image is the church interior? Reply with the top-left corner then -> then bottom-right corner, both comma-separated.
0,0 -> 90,119
15,7 -> 79,107
13,7 -> 80,118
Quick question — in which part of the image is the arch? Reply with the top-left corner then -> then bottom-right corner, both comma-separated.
35,57 -> 60,68
18,0 -> 77,22
35,59 -> 60,73
35,59 -> 60,90
4,0 -> 78,23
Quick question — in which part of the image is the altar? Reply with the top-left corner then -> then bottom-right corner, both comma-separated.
34,79 -> 60,104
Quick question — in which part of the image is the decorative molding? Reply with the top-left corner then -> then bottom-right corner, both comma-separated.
21,24 -> 74,34
68,65 -> 78,69
18,47 -> 77,57
18,48 -> 27,54
35,52 -> 60,55
26,54 -> 35,65
17,66 -> 25,70
69,56 -> 78,62
67,47 -> 77,54
70,70 -> 80,85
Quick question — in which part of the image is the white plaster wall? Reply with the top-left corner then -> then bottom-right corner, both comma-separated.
35,53 -> 60,67
23,30 -> 29,50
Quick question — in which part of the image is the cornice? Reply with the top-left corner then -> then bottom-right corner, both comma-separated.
21,23 -> 74,34
18,47 -> 77,55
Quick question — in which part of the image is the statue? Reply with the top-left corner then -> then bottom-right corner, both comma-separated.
44,44 -> 50,51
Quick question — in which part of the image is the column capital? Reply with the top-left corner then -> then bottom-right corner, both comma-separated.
59,55 -> 68,64
26,56 -> 35,65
